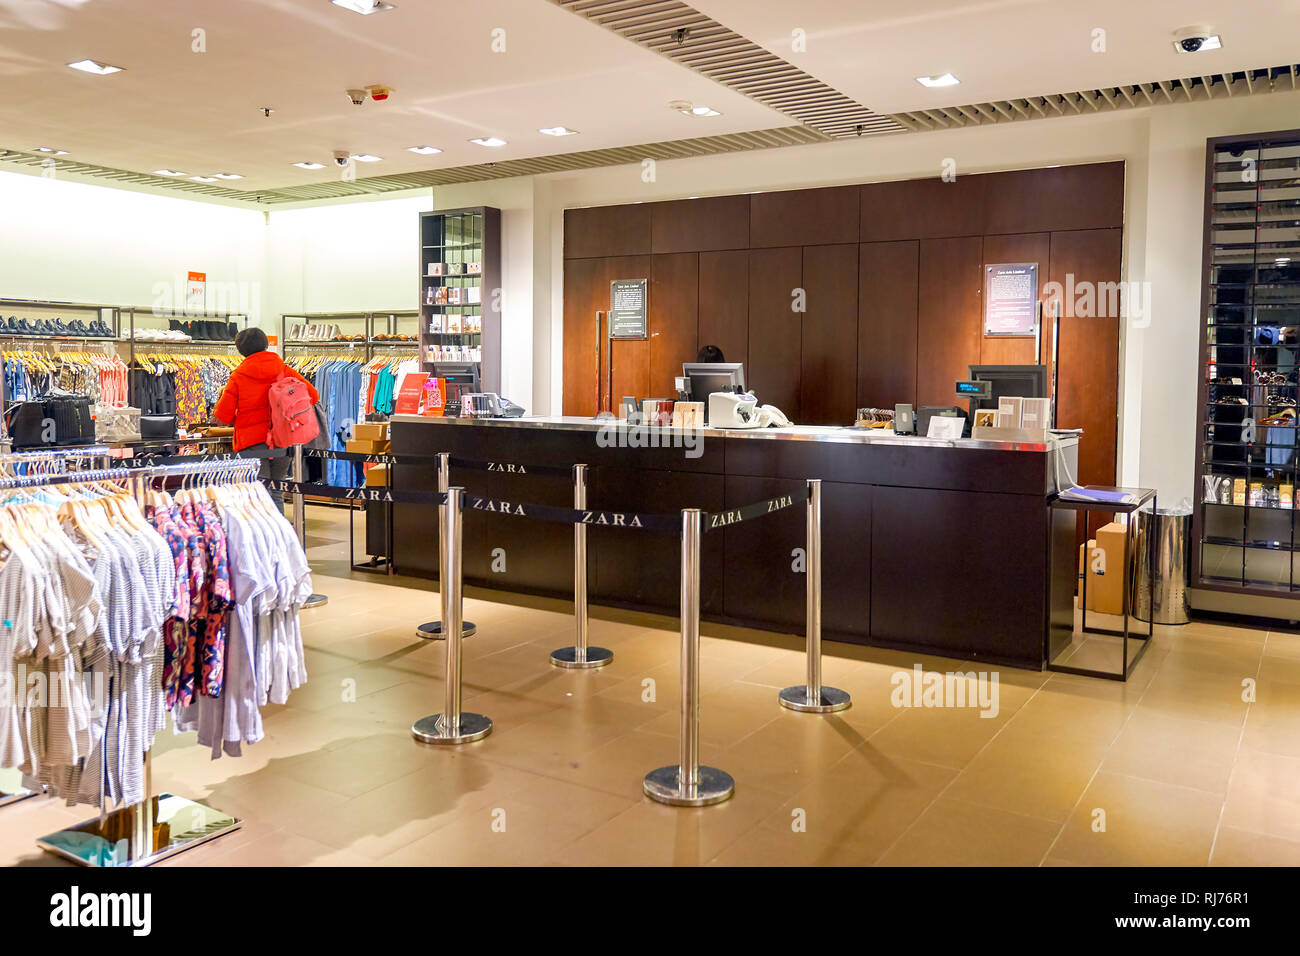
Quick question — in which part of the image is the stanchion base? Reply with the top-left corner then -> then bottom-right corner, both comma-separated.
35,794 -> 241,867
416,620 -> 477,640
303,593 -> 328,609
642,765 -> 734,807
412,712 -> 492,745
778,685 -> 852,713
549,646 -> 614,669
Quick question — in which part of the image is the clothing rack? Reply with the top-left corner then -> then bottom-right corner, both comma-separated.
2,457 -> 264,866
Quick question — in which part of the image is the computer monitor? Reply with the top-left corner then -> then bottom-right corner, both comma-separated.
682,362 -> 746,405
967,364 -> 1047,415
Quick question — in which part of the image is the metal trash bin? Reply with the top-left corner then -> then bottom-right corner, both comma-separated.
1130,503 -> 1191,625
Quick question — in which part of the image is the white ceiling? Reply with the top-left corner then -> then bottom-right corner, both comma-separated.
0,0 -> 793,191
692,0 -> 1300,114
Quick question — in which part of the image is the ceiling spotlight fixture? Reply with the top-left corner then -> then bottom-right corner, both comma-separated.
669,101 -> 720,117
1172,27 -> 1222,53
190,176 -> 218,183
351,153 -> 383,162
916,73 -> 960,88
331,0 -> 395,14
153,169 -> 185,177
34,147 -> 68,155
214,173 -> 243,180
689,105 -> 721,117
67,58 -> 123,75
293,161 -> 326,170
538,126 -> 578,136
408,146 -> 442,155
470,137 -> 507,148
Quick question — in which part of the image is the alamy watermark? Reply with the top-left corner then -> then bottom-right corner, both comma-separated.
890,664 -> 1000,718
594,412 -> 703,459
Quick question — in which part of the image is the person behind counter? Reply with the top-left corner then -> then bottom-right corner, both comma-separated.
697,344 -> 726,363
214,327 -> 320,511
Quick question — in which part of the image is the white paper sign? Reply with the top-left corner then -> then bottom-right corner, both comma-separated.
926,415 -> 965,440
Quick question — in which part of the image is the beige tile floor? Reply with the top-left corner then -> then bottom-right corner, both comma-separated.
5,505 -> 1300,867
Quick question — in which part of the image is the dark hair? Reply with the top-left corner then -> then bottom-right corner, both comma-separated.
235,327 -> 269,357
696,345 -> 725,363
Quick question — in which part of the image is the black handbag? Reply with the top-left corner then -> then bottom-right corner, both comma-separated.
3,394 -> 96,448
140,415 -> 177,440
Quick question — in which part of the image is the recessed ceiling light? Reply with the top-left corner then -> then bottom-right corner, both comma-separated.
34,147 -> 68,155
293,162 -> 326,170
689,105 -> 721,117
916,73 -> 960,88
153,169 -> 185,177
68,58 -> 123,75
214,173 -> 243,180
351,154 -> 383,162
408,146 -> 442,155
539,126 -> 578,136
331,0 -> 395,14
190,176 -> 218,183
470,137 -> 507,148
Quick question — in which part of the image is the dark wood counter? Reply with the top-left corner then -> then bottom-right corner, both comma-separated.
387,416 -> 1078,670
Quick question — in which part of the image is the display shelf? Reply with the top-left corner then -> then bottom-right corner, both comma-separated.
1195,125 -> 1300,607
418,206 -> 500,395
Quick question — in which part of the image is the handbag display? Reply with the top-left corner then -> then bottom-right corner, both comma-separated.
3,394 -> 96,448
94,404 -> 142,442
139,414 -> 178,440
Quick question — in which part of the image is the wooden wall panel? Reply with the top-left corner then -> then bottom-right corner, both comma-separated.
979,233 -> 1051,367
748,247 -> 803,418
860,176 -> 985,242
983,162 -> 1124,235
648,252 -> 699,400
917,237 -> 984,409
858,240 -> 918,409
750,186 -> 859,248
563,205 -> 652,259
1048,228 -> 1123,486
651,196 -> 749,253
698,250 -> 749,367
801,244 -> 859,424
562,256 -> 607,416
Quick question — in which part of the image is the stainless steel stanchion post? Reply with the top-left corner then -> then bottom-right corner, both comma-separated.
550,463 -> 612,669
416,452 -> 477,640
293,444 -> 328,609
643,508 -> 734,807
412,487 -> 492,744
780,479 -> 850,713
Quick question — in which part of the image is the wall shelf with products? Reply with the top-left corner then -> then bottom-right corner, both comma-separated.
1194,129 -> 1300,599
419,206 -> 500,393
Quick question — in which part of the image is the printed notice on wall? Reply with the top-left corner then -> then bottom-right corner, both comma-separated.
185,271 -> 206,315
609,278 -> 647,339
983,262 -> 1038,335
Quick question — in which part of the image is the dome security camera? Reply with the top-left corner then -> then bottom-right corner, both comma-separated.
1172,25 -> 1220,54
346,89 -> 367,106
333,150 -> 351,167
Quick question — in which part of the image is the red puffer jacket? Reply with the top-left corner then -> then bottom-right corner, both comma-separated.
214,351 -> 320,451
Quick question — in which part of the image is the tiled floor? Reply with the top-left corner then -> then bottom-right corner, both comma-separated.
5,505 -> 1300,867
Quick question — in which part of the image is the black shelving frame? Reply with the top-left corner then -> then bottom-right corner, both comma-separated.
419,206 -> 501,394
1194,128 -> 1300,599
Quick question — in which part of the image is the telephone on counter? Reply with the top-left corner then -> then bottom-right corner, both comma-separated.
708,392 -> 792,428
460,392 -> 526,419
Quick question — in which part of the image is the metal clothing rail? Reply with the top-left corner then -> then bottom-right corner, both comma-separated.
14,457 -> 262,866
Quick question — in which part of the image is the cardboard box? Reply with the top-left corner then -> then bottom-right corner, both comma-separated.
346,438 -> 390,455
364,463 -> 389,487
352,422 -> 389,442
1077,522 -> 1127,615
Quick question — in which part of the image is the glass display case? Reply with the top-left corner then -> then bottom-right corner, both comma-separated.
1195,130 -> 1300,594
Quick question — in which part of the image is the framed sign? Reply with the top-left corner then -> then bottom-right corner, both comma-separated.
185,271 -> 206,314
983,262 -> 1039,335
609,278 -> 647,339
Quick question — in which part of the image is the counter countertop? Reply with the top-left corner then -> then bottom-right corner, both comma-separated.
390,414 -> 1078,453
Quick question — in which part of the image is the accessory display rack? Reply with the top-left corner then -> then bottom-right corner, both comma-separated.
279,310 -> 420,361
1194,129 -> 1300,599
419,206 -> 501,393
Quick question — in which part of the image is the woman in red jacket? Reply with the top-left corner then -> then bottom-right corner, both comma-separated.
214,327 -> 319,511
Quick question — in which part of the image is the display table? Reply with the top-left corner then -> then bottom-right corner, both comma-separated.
387,415 -> 1079,671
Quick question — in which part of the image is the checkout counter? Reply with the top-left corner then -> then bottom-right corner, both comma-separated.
383,414 -> 1078,671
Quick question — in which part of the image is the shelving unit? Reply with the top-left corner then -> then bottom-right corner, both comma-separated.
280,311 -> 419,362
419,206 -> 501,393
1194,129 -> 1300,598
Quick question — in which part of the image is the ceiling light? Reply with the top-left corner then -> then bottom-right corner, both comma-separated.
689,105 -> 721,117
470,137 -> 507,148
153,169 -> 185,177
539,126 -> 578,136
68,58 -> 123,75
331,0 -> 395,14
34,147 -> 68,155
408,146 -> 442,155
214,173 -> 243,180
190,176 -> 218,183
916,73 -> 960,88
351,154 -> 383,162
293,162 -> 326,169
